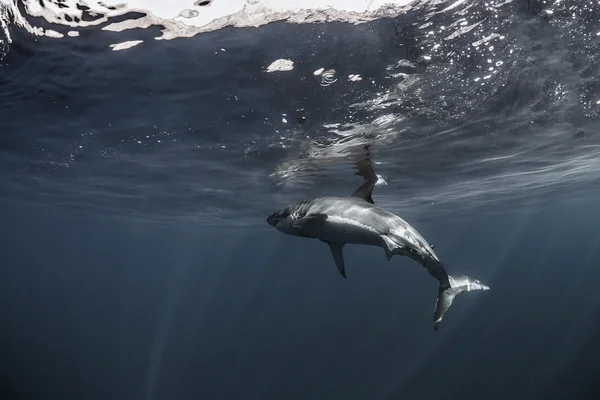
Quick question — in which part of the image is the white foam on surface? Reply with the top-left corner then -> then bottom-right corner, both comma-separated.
265,58 -> 294,72
1,0 -> 416,43
110,40 -> 144,51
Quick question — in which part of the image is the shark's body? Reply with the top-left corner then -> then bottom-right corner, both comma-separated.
273,196 -> 448,282
267,160 -> 489,331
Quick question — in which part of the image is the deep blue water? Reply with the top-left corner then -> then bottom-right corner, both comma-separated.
2,0 -> 600,399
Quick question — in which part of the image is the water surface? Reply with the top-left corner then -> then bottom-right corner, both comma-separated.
1,0 -> 600,399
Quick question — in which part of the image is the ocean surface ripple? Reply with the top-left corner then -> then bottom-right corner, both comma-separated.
1,0 -> 600,225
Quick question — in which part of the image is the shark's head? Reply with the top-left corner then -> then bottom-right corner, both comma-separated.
266,208 -> 290,228
267,201 -> 310,234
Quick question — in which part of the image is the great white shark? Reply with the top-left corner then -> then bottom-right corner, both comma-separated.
266,159 -> 489,331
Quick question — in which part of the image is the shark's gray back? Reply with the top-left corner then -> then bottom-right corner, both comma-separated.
301,196 -> 405,233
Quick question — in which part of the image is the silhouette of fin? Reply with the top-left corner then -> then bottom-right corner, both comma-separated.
326,242 -> 346,278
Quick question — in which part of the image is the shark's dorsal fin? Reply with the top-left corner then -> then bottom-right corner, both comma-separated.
351,181 -> 375,204
324,242 -> 346,278
350,158 -> 378,204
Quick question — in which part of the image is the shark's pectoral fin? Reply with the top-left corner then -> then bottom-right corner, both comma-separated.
326,242 -> 346,278
292,214 -> 328,232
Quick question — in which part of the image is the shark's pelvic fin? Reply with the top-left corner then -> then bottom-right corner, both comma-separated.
381,235 -> 398,260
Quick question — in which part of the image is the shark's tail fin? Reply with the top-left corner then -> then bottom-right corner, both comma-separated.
433,275 -> 490,332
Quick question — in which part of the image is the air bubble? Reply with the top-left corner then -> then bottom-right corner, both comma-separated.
320,69 -> 337,86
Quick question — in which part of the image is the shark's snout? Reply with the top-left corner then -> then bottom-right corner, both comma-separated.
266,213 -> 278,227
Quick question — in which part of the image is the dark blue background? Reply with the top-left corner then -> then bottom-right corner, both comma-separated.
2,195 -> 600,399
2,0 -> 600,398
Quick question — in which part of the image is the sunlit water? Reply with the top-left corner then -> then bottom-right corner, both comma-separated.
1,0 -> 599,225
2,1 -> 600,399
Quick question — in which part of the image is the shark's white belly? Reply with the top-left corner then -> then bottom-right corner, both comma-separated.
316,215 -> 384,246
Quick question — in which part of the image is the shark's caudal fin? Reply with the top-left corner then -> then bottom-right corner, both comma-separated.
433,275 -> 490,332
